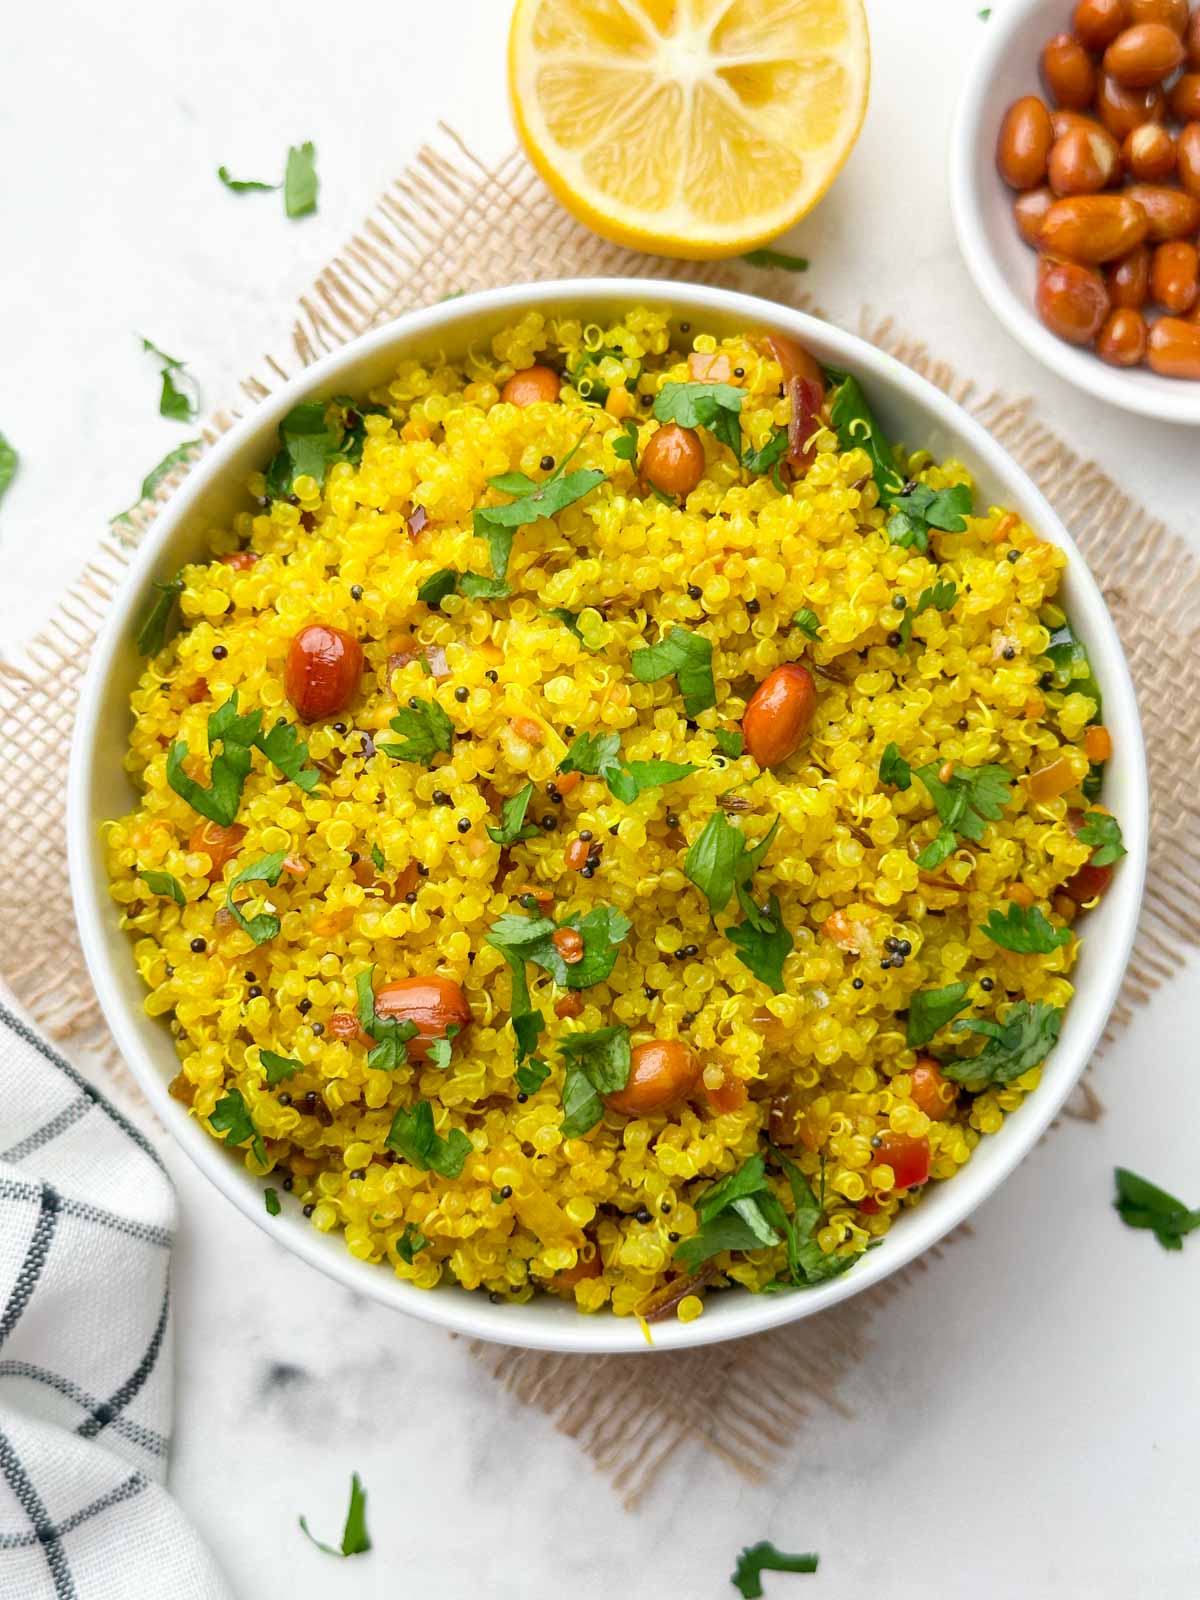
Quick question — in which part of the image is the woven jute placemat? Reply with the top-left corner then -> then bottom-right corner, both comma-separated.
3,127 -> 1199,1505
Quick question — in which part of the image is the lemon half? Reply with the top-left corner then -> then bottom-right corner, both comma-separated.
509,0 -> 871,260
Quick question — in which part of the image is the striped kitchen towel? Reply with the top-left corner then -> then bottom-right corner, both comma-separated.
0,1002 -> 231,1599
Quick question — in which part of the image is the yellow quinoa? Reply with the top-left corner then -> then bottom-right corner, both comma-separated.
105,308 -> 1114,1321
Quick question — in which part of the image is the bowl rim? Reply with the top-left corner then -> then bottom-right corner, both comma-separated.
67,276 -> 1150,1354
949,0 -> 1200,427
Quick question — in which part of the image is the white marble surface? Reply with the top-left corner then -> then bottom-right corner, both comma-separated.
3,0 -> 1199,1594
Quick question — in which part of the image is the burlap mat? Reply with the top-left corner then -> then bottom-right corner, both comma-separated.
3,127 -> 1199,1505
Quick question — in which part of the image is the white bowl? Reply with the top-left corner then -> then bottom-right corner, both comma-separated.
68,279 -> 1149,1354
951,0 -> 1200,424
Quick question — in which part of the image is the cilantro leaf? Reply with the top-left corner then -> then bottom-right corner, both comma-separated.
946,999 -> 1062,1084
1113,1167 -> 1200,1251
1077,811 -> 1126,868
918,578 -> 957,614
546,607 -> 601,650
284,141 -> 319,219
879,743 -> 911,789
299,1472 -> 370,1559
887,484 -> 972,553
265,401 -> 343,497
631,625 -> 716,717
225,851 -> 286,945
473,444 -> 606,577
980,903 -> 1070,954
726,893 -> 793,992
112,439 -> 202,526
459,574 -> 511,600
255,720 -> 320,792
484,918 -> 550,1063
210,1085 -> 266,1165
731,1541 -> 819,1597
742,426 -> 790,476
791,608 -> 820,641
515,1058 -> 551,1096
653,381 -> 744,458
0,433 -> 17,508
715,729 -> 744,759
675,1155 -> 782,1270
260,1049 -> 303,1085
558,1025 -> 631,1136
827,374 -> 907,500
486,781 -> 540,846
559,732 -> 622,783
741,247 -> 810,271
386,1100 -> 471,1177
417,568 -> 459,608
217,166 -> 279,193
611,418 -> 639,462
264,1187 -> 281,1216
136,573 -> 184,656
914,762 -> 1013,868
609,758 -> 698,803
139,867 -> 185,905
426,1023 -> 461,1071
377,698 -> 454,766
370,843 -> 386,873
397,1222 -> 430,1263
141,335 -> 198,422
1043,620 -> 1102,714
167,692 -> 262,825
906,982 -> 970,1048
529,904 -> 633,990
685,812 -> 779,919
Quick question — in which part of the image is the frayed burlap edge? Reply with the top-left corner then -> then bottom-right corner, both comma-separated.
2,126 -> 1197,1505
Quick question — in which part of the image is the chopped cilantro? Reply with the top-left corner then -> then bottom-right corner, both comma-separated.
791,609 -> 820,641
559,1025 -> 631,1137
265,400 -> 349,499
264,1187 -> 281,1216
732,1541 -> 819,1596
112,439 -> 201,526
1077,811 -> 1126,867
530,905 -> 632,990
913,762 -> 1013,870
417,568 -> 459,608
397,1222 -> 430,1263
425,1023 -> 460,1071
138,867 -> 185,905
878,743 -> 911,789
224,851 -> 286,945
826,373 -> 907,501
460,574 -> 511,600
887,483 -> 972,553
515,1058 -> 551,1096
140,335 -> 198,422
715,729 -> 744,759
216,165 -> 279,193
474,435 -> 606,579
377,698 -> 454,766
136,573 -> 184,657
946,999 -> 1063,1085
741,426 -> 790,476
1113,1167 -> 1200,1251
559,730 -> 622,784
684,811 -> 779,919
630,625 -> 716,716
740,247 -> 810,272
726,892 -> 793,991
980,903 -> 1070,954
284,141 -> 319,218
484,918 -> 548,1063
486,781 -> 540,846
559,731 -> 696,803
1042,620 -> 1102,714
386,1100 -> 472,1177
167,691 -> 319,824
370,843 -> 386,873
546,607 -> 601,650
906,982 -> 971,1048
0,433 -> 18,507
260,1050 -> 303,1085
354,966 -> 420,1071
611,417 -> 639,462
255,720 -> 320,792
299,1472 -> 370,1559
210,1086 -> 266,1165
654,380 -> 744,458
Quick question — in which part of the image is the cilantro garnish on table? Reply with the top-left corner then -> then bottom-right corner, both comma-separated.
139,335 -> 198,422
299,1472 -> 370,1559
913,761 -> 1013,870
631,625 -> 716,716
377,697 -> 454,767
731,1541 -> 819,1596
113,439 -> 201,528
945,1000 -> 1063,1085
386,1100 -> 472,1177
741,246 -> 810,272
654,380 -> 744,457
558,730 -> 697,804
167,691 -> 319,825
209,1086 -> 265,1166
0,432 -> 18,509
283,141 -> 319,218
216,166 -> 279,194
1113,1167 -> 1200,1251
559,1025 -> 631,1137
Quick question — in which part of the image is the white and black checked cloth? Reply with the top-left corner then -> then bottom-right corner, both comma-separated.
0,1003 -> 232,1598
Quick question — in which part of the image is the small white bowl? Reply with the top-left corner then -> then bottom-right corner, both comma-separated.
68,279 -> 1148,1354
951,0 -> 1200,424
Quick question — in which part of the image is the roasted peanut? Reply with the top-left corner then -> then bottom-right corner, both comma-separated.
1122,121 -> 1176,179
605,1040 -> 701,1116
1147,316 -> 1200,375
1178,121 -> 1200,195
1040,192 -> 1150,260
997,96 -> 1055,188
372,976 -> 472,1062
1073,0 -> 1129,48
1128,0 -> 1188,28
1150,240 -> 1200,312
1097,305 -> 1149,363
1107,242 -> 1152,304
1049,123 -> 1121,191
1014,185 -> 1056,246
1168,72 -> 1200,120
500,365 -> 561,406
743,662 -> 817,767
1124,182 -> 1200,238
1188,7 -> 1200,64
1036,258 -> 1112,341
284,623 -> 364,723
639,423 -> 705,499
1042,32 -> 1100,106
1103,21 -> 1185,83
1096,71 -> 1166,135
